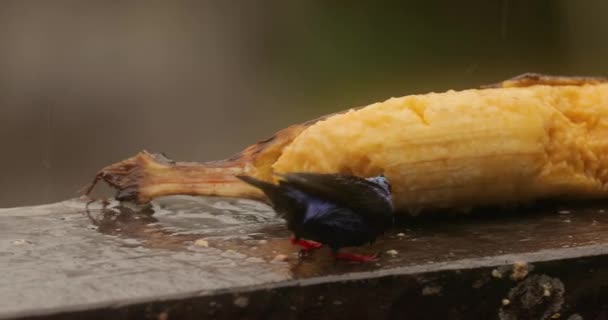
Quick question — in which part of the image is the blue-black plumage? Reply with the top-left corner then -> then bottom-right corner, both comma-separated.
236,172 -> 393,262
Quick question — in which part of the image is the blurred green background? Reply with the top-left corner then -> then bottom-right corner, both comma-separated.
1,1 -> 607,207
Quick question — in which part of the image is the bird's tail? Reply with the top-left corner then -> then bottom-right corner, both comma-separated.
235,175 -> 279,198
237,175 -> 297,220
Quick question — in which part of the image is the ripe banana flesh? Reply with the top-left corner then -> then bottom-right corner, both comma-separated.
87,74 -> 608,215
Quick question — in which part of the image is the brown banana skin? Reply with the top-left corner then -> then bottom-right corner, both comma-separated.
86,73 -> 608,215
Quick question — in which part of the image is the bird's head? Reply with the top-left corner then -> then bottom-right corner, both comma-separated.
366,175 -> 391,194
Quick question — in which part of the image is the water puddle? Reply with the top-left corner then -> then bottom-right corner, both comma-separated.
79,196 -> 608,278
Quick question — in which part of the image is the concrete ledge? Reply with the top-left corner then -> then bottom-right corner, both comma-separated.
2,197 -> 608,319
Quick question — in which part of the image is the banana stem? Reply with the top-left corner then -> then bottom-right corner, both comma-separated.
84,151 -> 264,204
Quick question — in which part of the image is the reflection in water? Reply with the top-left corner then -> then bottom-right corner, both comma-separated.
85,202 -> 157,234
85,203 -> 194,251
82,196 -> 387,278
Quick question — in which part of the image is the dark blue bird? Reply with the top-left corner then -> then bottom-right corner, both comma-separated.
236,172 -> 393,262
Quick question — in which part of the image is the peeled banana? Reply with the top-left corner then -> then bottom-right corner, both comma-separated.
87,73 -> 608,215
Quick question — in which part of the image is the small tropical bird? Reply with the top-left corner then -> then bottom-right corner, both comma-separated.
236,172 -> 393,262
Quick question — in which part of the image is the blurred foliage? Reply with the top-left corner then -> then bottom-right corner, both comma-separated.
264,0 -> 565,112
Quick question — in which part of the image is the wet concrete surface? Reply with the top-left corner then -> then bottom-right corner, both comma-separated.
2,197 -> 608,319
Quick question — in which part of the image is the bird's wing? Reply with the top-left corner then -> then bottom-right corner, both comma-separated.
301,207 -> 372,249
276,172 -> 393,222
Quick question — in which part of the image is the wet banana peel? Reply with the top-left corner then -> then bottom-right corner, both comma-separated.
87,73 -> 608,215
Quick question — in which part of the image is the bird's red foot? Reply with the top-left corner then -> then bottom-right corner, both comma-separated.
290,236 -> 323,251
333,252 -> 379,263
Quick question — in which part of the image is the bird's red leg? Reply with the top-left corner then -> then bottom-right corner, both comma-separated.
290,235 -> 323,251
333,252 -> 379,263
